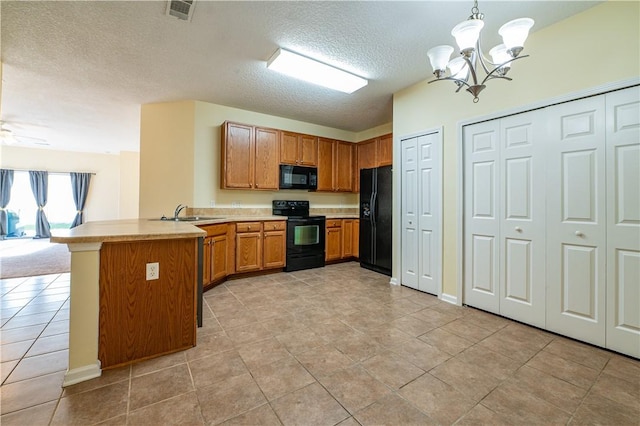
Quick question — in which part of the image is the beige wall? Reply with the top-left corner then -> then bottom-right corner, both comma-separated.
0,145 -> 125,222
392,1 -> 640,297
140,100 -> 392,217
119,151 -> 140,219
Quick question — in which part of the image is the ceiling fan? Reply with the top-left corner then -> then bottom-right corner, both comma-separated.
0,121 -> 49,146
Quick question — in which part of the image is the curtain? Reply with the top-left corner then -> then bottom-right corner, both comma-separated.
0,169 -> 14,238
70,172 -> 92,228
29,170 -> 51,238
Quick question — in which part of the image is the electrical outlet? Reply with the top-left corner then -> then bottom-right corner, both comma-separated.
146,262 -> 159,280
210,200 -> 216,207
231,201 -> 240,208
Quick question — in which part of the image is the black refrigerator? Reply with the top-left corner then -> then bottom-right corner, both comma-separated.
359,165 -> 392,276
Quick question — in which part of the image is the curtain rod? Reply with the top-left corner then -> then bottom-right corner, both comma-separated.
1,168 -> 96,175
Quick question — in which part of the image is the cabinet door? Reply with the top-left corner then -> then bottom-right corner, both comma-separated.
326,226 -> 342,261
280,131 -> 299,165
212,234 -> 228,281
353,220 -> 359,258
203,236 -> 213,285
335,142 -> 354,192
299,135 -> 318,166
377,134 -> 393,166
263,230 -> 286,269
255,127 -> 280,190
358,139 -> 377,170
222,122 -> 254,189
317,138 -> 334,191
236,232 -> 262,272
342,219 -> 353,258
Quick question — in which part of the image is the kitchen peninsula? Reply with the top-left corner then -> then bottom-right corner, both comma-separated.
51,219 -> 206,387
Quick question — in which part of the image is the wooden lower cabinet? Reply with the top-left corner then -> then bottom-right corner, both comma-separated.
326,218 -> 359,262
263,222 -> 286,269
201,224 -> 234,287
353,219 -> 359,258
236,220 -> 286,272
325,219 -> 343,261
99,238 -> 197,368
342,219 -> 354,258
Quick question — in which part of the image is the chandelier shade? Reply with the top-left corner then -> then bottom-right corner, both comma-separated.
426,0 -> 534,102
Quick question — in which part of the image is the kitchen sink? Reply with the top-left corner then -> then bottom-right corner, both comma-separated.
153,216 -> 225,222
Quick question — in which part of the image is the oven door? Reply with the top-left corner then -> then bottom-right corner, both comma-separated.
285,217 -> 326,272
286,217 -> 325,255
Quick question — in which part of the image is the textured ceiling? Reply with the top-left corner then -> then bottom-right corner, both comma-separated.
1,1 -> 601,153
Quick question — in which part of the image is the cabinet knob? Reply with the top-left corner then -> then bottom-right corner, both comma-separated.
515,226 -> 522,233
408,221 -> 412,225
575,231 -> 584,237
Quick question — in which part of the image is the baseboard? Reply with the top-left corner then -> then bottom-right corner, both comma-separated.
389,277 -> 399,286
63,362 -> 101,387
440,293 -> 458,306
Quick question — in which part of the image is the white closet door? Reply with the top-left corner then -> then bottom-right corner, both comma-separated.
605,86 -> 640,357
546,95 -> 607,346
401,137 -> 419,290
499,111 -> 546,328
464,120 -> 500,314
418,133 -> 441,295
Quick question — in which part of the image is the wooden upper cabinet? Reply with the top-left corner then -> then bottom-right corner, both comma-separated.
317,138 -> 334,192
221,122 -> 253,189
254,127 -> 280,190
335,141 -> 354,192
357,139 -> 378,170
299,134 -> 318,166
280,131 -> 317,166
377,133 -> 393,166
221,121 -> 279,190
317,139 -> 354,192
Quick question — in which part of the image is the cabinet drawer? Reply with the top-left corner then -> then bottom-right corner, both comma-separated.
326,219 -> 342,228
263,220 -> 286,231
236,222 -> 262,233
199,224 -> 227,237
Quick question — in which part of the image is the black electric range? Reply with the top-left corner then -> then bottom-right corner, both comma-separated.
272,200 -> 326,272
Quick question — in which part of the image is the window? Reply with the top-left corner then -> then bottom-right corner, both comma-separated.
6,171 -> 76,238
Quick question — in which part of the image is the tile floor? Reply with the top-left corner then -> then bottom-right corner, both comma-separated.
1,263 -> 639,425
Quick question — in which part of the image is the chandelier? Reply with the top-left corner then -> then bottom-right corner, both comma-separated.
426,0 -> 534,103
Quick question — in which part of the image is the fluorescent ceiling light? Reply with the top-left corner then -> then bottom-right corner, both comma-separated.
267,48 -> 368,94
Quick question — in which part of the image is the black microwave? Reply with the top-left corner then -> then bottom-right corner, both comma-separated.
279,165 -> 317,191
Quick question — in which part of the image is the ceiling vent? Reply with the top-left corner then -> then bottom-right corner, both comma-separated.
166,0 -> 195,21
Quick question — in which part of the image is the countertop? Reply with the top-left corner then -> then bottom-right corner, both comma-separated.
51,214 -> 361,244
50,219 -> 206,244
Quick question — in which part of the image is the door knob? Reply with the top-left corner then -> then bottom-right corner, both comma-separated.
515,227 -> 522,232
575,231 -> 584,237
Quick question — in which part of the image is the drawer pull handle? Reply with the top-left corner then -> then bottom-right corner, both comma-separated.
575,231 -> 584,237
515,227 -> 522,233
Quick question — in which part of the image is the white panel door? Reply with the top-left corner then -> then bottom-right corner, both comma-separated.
605,86 -> 640,357
499,111 -> 546,328
464,120 -> 500,314
401,137 -> 419,289
546,95 -> 607,346
418,133 -> 441,295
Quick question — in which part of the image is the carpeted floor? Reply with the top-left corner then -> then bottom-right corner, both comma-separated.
0,238 -> 71,279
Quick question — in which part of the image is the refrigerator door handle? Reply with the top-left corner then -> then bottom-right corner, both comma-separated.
370,191 -> 376,226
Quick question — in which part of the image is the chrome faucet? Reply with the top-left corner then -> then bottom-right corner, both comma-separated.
174,204 -> 187,221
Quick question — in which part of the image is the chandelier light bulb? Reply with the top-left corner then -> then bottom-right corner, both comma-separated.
499,18 -> 534,56
427,45 -> 455,77
451,19 -> 484,55
448,57 -> 468,80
